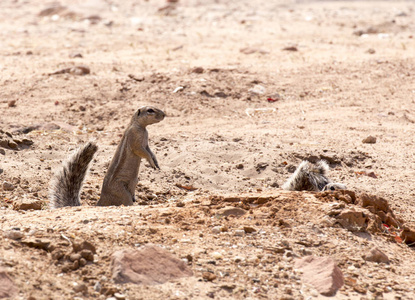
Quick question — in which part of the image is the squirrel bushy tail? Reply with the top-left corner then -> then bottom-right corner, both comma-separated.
282,160 -> 330,191
49,142 -> 98,209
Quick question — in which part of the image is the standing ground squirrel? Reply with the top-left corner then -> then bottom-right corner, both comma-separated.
282,160 -> 347,192
49,106 -> 165,208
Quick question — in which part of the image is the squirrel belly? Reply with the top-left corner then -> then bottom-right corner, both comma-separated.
49,106 -> 165,209
282,160 -> 346,192
49,142 -> 98,209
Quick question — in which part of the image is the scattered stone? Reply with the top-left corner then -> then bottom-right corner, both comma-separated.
294,256 -> 344,296
214,91 -> 228,98
111,245 -> 193,285
0,268 -> 18,298
202,272 -> 217,281
8,141 -> 18,149
3,230 -> 24,240
367,48 -> 376,54
0,150 -> 4,155
72,282 -> 88,294
21,238 -> 54,251
80,249 -> 94,261
400,225 -> 415,245
128,74 -> 145,82
234,230 -> 245,236
2,181 -> 15,191
70,65 -> 90,75
249,84 -> 266,95
8,100 -> 16,107
335,208 -> 368,231
216,207 -> 247,218
93,281 -> 102,292
243,226 -> 257,233
49,65 -> 90,76
191,67 -> 204,74
114,293 -> 126,300
12,199 -> 42,211
282,45 -> 298,51
236,163 -> 244,169
73,240 -> 97,254
362,136 -> 376,144
364,247 -> 389,263
69,52 -> 83,58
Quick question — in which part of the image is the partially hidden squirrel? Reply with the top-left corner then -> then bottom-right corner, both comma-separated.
49,106 -> 165,208
282,160 -> 347,192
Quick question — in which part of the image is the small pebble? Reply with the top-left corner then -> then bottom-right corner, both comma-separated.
93,281 -> 102,292
8,100 -> 16,107
202,272 -> 217,282
114,293 -> 126,300
234,230 -> 245,236
2,181 -> 15,191
362,135 -> 376,144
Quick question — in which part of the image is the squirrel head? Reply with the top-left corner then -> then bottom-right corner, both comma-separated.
134,106 -> 165,127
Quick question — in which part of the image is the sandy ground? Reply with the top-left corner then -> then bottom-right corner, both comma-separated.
1,0 -> 415,299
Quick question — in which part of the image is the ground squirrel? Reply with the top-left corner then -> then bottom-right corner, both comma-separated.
282,160 -> 346,192
49,106 -> 165,208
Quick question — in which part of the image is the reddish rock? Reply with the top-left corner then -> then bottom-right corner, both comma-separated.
401,226 -> 415,245
364,247 -> 389,263
111,245 -> 193,285
336,208 -> 368,231
0,268 -> 18,298
294,256 -> 344,296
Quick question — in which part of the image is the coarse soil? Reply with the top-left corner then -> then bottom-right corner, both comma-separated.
1,0 -> 415,299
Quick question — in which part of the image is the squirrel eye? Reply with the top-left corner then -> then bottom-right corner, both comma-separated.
147,108 -> 155,113
330,186 -> 335,191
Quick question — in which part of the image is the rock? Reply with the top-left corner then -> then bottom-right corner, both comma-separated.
367,48 -> 376,54
111,245 -> 193,285
401,225 -> 415,245
216,207 -> 247,217
2,181 -> 15,191
69,253 -> 82,262
8,141 -> 18,149
0,149 -> 4,155
93,281 -> 101,292
21,239 -> 53,251
114,293 -> 126,300
70,65 -> 90,75
243,226 -> 257,233
202,272 -> 217,281
80,249 -> 94,261
234,230 -> 245,236
335,208 -> 368,231
282,45 -> 298,51
362,136 -> 376,144
12,199 -> 42,211
358,193 -> 389,213
72,282 -> 88,294
249,84 -> 266,95
3,230 -> 24,240
0,268 -> 18,298
69,52 -> 83,58
73,240 -> 96,254
294,256 -> 344,296
191,67 -> 204,74
364,247 -> 389,263
8,100 -> 16,107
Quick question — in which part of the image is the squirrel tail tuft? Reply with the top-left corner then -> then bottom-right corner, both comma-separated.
282,160 -> 330,191
49,142 -> 98,209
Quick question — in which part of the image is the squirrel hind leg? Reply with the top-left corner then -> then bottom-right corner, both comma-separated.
49,142 -> 98,209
